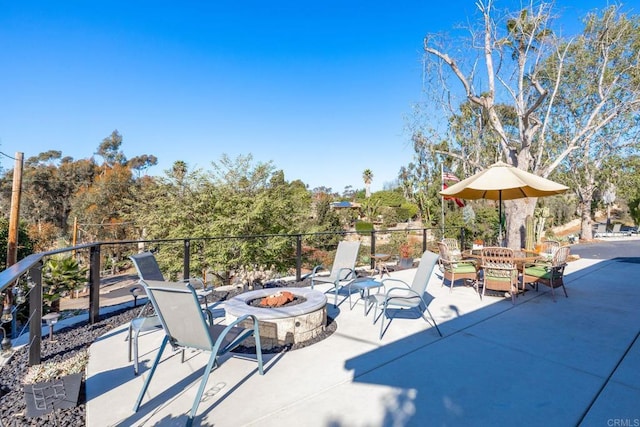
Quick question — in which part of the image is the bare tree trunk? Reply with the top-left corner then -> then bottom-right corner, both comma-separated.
504,199 -> 537,249
580,196 -> 594,240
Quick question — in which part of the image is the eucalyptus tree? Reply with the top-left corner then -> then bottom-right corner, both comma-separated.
95,130 -> 127,168
0,151 -> 98,248
398,132 -> 441,224
65,130 -> 157,274
70,163 -> 136,243
417,1 -> 640,246
538,6 -> 640,238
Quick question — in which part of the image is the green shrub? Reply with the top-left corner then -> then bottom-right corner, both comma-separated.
42,256 -> 88,313
355,221 -> 374,235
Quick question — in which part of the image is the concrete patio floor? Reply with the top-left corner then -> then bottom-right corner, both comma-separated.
86,248 -> 640,426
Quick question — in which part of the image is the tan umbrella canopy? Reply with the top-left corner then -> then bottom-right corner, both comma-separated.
440,161 -> 569,240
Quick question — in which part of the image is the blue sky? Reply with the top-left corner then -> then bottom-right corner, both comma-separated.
0,0 -> 621,193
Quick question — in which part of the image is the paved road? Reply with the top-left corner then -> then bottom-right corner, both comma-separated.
570,238 -> 640,260
60,273 -> 140,311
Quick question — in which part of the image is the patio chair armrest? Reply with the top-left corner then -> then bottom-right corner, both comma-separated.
384,285 -> 419,300
213,314 -> 261,357
311,264 -> 326,276
182,277 -> 208,289
380,277 -> 409,288
523,261 -> 546,268
202,307 -> 214,325
336,267 -> 357,281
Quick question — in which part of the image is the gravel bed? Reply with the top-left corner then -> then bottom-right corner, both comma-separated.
0,306 -> 140,426
0,278 -> 335,426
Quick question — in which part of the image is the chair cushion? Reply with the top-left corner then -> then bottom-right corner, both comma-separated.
524,265 -> 551,279
484,274 -> 515,282
453,264 -> 477,274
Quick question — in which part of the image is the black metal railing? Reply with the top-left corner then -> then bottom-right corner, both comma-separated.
0,227 -> 464,366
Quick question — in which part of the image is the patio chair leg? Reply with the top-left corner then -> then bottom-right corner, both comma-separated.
379,305 -> 388,339
250,319 -> 265,375
128,324 -> 133,362
421,304 -> 443,337
133,336 -> 169,412
188,353 -> 218,426
133,329 -> 140,375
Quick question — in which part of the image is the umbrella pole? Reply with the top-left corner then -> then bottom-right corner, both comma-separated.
499,191 -> 503,245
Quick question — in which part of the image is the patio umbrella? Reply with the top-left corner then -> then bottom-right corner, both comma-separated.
439,161 -> 569,241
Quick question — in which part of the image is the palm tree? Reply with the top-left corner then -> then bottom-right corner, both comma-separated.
362,169 -> 373,198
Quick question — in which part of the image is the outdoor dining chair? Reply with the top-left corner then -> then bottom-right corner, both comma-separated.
437,241 -> 478,293
523,246 -> 570,302
441,237 -> 462,260
370,250 -> 443,339
132,279 -> 264,427
310,240 -> 360,307
538,240 -> 561,261
480,247 -> 519,304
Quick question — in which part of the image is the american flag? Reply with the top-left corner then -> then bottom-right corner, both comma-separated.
442,168 -> 460,182
442,183 -> 465,207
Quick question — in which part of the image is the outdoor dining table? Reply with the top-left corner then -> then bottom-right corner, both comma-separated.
462,249 -> 543,293
462,249 -> 542,269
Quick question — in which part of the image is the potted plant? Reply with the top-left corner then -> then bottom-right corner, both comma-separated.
398,243 -> 414,269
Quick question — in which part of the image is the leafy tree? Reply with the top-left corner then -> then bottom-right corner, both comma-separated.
96,130 -> 126,168
0,218 -> 34,270
131,155 -> 320,282
0,152 -> 98,247
417,1 -> 640,246
398,134 -> 440,223
538,6 -> 640,238
127,154 -> 158,177
71,163 -> 136,243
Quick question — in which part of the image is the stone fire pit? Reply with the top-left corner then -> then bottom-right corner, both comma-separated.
225,288 -> 327,349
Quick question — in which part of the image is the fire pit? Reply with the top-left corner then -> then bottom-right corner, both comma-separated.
225,288 -> 327,350
250,291 -> 300,308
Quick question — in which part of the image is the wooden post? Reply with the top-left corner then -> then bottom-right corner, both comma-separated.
72,217 -> 78,258
6,152 -> 24,268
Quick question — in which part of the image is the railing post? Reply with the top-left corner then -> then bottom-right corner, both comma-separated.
28,262 -> 42,366
89,245 -> 101,324
183,239 -> 190,279
296,235 -> 302,282
370,230 -> 376,270
423,228 -> 427,253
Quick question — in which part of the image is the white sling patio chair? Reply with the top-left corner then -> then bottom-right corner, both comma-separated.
370,250 -> 443,339
132,280 -> 264,427
310,240 -> 361,307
